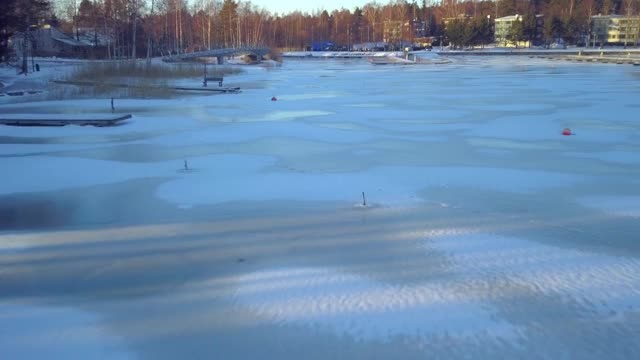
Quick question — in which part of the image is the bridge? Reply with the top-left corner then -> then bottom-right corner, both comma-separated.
163,47 -> 271,63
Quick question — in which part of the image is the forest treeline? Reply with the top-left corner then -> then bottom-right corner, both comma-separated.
1,0 -> 637,58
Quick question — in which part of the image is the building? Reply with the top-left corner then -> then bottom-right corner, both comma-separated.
591,15 -> 640,46
494,14 -> 544,47
383,21 -> 404,45
383,20 -> 428,49
443,15 -> 471,27
412,20 -> 428,38
11,25 -> 108,59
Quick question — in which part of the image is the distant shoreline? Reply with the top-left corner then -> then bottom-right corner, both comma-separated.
283,48 -> 640,59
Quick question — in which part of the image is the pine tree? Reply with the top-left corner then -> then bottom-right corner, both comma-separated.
0,0 -> 50,67
219,0 -> 238,47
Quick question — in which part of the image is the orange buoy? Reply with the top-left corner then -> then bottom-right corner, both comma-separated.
562,128 -> 572,136
271,96 -> 277,101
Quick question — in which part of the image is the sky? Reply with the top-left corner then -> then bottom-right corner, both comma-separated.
248,0 -> 366,14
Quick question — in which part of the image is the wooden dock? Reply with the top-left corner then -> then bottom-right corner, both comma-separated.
0,114 -> 132,127
173,86 -> 241,93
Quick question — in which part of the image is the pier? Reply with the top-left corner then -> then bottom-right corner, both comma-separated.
0,114 -> 132,127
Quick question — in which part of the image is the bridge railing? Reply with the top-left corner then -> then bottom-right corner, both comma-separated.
162,47 -> 270,62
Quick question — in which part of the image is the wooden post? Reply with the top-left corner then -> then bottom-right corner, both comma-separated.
203,63 -> 207,87
362,192 -> 367,206
111,98 -> 114,113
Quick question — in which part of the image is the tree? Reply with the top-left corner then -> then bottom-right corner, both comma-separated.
219,0 -> 238,47
146,0 -> 156,61
0,0 -> 50,68
130,0 -> 141,59
471,15 -> 493,48
497,0 -> 516,17
623,0 -> 636,47
563,15 -> 579,45
445,18 -> 472,49
601,0 -> 615,15
583,0 -> 597,47
544,16 -> 565,46
77,0 -> 101,47
522,13 -> 538,47
60,0 -> 80,39
508,16 -> 524,47
363,4 -> 379,41
445,19 -> 462,48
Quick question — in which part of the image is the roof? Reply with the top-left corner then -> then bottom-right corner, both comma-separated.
36,26 -> 105,47
352,42 -> 387,48
592,14 -> 623,18
591,14 -> 640,19
496,14 -> 544,22
52,36 -> 86,47
496,15 -> 520,22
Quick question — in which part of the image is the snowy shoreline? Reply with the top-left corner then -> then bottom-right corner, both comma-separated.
284,47 -> 640,58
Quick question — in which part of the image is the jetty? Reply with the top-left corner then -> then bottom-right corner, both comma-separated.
0,114 -> 132,127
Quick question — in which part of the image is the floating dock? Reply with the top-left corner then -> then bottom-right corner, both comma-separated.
0,114 -> 132,127
172,86 -> 241,93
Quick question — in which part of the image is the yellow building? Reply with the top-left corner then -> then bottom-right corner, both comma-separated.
494,14 -> 544,48
592,15 -> 640,46
495,15 -> 520,45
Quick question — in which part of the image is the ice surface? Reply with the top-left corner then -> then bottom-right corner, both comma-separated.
156,159 -> 580,208
0,303 -> 131,359
432,233 -> 640,314
2,57 -> 640,359
578,196 -> 640,217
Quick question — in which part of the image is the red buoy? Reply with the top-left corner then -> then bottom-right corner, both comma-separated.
562,128 -> 572,136
271,96 -> 277,101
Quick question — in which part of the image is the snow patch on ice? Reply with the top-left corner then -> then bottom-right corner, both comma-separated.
218,110 -> 333,122
430,233 -> 640,316
263,110 -> 333,121
468,138 -> 556,150
577,196 -> 640,217
344,103 -> 386,108
276,93 -> 340,101
232,267 -> 516,340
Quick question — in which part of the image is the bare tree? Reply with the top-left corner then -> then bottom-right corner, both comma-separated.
131,0 -> 138,59
623,0 -> 636,47
61,0 -> 80,39
583,0 -> 596,47
146,0 -> 155,61
364,3 -> 380,41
